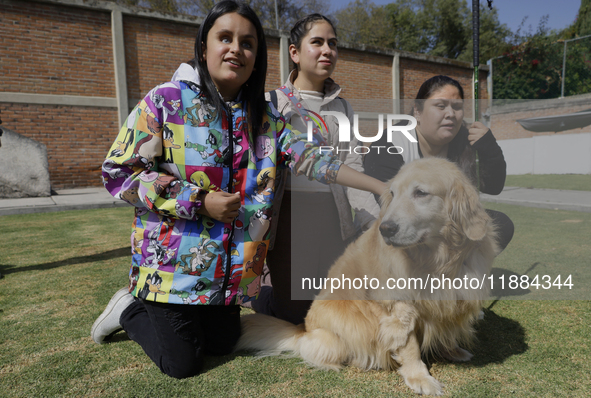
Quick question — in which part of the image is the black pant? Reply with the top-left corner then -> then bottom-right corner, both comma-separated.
485,209 -> 514,252
120,298 -> 240,379
252,190 -> 347,325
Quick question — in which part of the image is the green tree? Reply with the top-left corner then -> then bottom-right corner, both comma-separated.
181,0 -> 329,28
491,18 -> 582,100
457,3 -> 512,65
333,0 -> 393,47
334,0 -> 509,63
108,0 -> 180,13
424,0 -> 471,59
574,0 -> 591,36
383,0 -> 430,52
247,0 -> 331,29
336,0 -> 471,56
107,0 -> 329,29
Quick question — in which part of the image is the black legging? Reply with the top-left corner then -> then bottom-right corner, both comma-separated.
485,209 -> 514,252
252,190 -> 346,325
120,299 -> 240,379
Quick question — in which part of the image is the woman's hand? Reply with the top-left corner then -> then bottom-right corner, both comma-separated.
467,121 -> 489,145
197,191 -> 241,223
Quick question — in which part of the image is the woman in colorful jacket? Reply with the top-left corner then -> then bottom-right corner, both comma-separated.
90,0 -> 385,379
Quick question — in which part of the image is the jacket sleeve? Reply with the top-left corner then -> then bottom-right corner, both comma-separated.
472,129 -> 507,195
275,115 -> 342,185
341,100 -> 381,226
101,84 -> 204,219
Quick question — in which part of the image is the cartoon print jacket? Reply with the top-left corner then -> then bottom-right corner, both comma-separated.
102,75 -> 342,306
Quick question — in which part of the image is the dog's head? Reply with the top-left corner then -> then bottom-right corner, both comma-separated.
378,158 -> 490,248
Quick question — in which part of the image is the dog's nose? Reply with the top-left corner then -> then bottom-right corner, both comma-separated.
379,221 -> 399,238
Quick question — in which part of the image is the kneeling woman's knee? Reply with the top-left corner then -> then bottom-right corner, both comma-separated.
160,352 -> 204,379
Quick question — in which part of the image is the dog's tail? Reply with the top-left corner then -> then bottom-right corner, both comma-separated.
236,313 -> 305,356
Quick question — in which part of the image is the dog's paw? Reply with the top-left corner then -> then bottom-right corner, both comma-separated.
441,346 -> 473,362
404,374 -> 444,396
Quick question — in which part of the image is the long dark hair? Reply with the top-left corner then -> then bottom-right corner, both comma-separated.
193,0 -> 267,138
414,75 -> 480,189
289,13 -> 337,70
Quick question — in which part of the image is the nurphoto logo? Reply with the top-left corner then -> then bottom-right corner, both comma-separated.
308,111 -> 418,155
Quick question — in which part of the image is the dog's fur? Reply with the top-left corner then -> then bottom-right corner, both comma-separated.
236,158 -> 499,396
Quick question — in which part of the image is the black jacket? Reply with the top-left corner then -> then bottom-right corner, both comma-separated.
364,125 -> 507,197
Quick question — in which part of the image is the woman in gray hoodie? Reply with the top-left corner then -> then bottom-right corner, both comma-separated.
250,14 -> 377,324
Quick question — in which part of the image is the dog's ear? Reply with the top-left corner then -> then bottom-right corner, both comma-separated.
448,179 -> 489,242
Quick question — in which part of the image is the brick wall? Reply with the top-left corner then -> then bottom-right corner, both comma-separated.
399,57 -> 489,118
0,0 -> 115,97
1,0 -> 492,190
265,37 -> 282,92
333,48 -> 393,100
0,103 -> 119,187
124,16 -> 196,103
399,58 -> 477,99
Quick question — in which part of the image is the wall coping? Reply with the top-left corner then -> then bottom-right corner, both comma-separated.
19,0 -> 487,72
490,92 -> 591,115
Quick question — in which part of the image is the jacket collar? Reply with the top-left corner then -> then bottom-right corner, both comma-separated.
171,63 -> 200,85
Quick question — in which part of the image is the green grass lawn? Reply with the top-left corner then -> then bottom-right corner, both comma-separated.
505,174 -> 591,191
1,204 -> 590,397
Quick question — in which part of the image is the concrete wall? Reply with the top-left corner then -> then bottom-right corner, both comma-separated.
490,94 -> 591,174
0,0 -> 488,190
499,133 -> 591,175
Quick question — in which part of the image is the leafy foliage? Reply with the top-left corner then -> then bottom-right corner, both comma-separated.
105,0 -> 329,29
574,0 -> 591,36
109,0 -> 180,13
492,15 -> 591,100
456,4 -> 512,65
105,0 -> 589,100
330,0 -> 393,47
334,0 -> 511,64
334,0 -> 590,100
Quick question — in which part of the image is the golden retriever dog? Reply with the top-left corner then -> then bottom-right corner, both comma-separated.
236,158 -> 499,396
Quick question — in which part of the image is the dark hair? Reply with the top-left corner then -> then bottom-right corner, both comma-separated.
193,0 -> 267,138
289,13 -> 337,70
414,75 -> 464,112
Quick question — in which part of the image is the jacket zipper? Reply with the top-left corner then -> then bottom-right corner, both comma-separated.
218,106 -> 235,304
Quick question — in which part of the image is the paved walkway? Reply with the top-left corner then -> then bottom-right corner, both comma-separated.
480,186 -> 591,213
0,186 -> 590,216
0,188 -> 130,216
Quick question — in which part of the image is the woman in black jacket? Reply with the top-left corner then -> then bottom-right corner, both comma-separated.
363,75 -> 513,251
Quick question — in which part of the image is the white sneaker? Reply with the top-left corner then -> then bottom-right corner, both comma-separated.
91,287 -> 135,344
